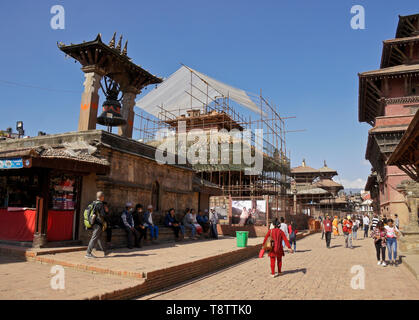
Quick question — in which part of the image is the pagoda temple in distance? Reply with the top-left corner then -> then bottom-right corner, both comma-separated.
289,159 -> 344,218
358,13 -> 419,252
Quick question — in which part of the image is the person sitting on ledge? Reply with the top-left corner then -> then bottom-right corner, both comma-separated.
121,202 -> 141,249
183,208 -> 198,240
133,203 -> 147,247
191,208 -> 203,236
144,204 -> 159,243
197,210 -> 210,235
165,208 -> 183,241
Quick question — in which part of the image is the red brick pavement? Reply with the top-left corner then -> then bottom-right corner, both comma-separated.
139,233 -> 419,300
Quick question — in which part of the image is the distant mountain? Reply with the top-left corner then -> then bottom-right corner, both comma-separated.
343,188 -> 363,195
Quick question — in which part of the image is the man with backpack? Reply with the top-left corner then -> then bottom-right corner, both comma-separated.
85,191 -> 109,259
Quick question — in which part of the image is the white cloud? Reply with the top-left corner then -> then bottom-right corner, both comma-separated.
361,159 -> 370,166
339,178 -> 366,189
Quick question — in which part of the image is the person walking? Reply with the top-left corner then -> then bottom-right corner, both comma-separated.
332,216 -> 339,237
363,213 -> 370,238
371,213 -> 380,231
279,217 -> 289,249
352,216 -> 359,240
323,215 -> 332,248
385,219 -> 400,266
371,221 -> 387,266
262,220 -> 294,278
144,205 -> 159,242
288,222 -> 298,252
342,215 -> 353,249
85,191 -> 109,259
320,216 -> 325,240
209,208 -> 219,239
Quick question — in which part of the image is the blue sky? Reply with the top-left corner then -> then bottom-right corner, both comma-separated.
0,0 -> 418,189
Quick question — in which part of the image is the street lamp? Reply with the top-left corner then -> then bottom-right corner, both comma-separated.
16,121 -> 24,138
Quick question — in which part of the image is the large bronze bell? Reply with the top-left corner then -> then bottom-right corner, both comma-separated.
97,76 -> 127,128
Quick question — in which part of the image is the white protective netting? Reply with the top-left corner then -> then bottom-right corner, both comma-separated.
135,65 -> 265,119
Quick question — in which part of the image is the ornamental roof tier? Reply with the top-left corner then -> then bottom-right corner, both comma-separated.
381,35 -> 419,68
358,64 -> 419,126
315,178 -> 344,189
58,33 -> 162,93
395,14 -> 419,39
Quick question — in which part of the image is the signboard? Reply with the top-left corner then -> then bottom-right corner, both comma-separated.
0,158 -> 24,169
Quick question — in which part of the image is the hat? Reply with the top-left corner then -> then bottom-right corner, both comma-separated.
347,215 -> 351,220
126,202 -> 133,208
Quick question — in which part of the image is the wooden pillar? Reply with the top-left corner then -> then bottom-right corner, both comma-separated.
118,88 -> 139,139
228,194 -> 232,225
78,67 -> 104,131
33,169 -> 50,248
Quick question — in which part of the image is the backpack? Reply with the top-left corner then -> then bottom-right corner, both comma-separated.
83,201 -> 98,229
263,235 -> 275,252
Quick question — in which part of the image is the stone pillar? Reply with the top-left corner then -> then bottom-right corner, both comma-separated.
397,180 -> 419,253
78,68 -> 104,131
118,88 -> 139,138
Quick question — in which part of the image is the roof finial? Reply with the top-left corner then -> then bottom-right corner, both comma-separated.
324,160 -> 327,167
116,35 -> 123,52
122,40 -> 128,56
302,158 -> 306,167
109,32 -> 116,48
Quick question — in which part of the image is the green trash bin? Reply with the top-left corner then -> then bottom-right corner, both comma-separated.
236,231 -> 249,247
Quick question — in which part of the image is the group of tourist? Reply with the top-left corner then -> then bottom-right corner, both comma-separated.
320,212 -> 401,267
84,191 -> 219,258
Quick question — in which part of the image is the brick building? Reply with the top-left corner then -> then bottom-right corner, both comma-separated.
358,13 -> 419,228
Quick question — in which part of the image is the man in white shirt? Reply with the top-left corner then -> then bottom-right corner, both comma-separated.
363,214 -> 370,238
144,205 -> 159,242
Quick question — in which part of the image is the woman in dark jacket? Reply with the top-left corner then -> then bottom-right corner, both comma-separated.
262,220 -> 293,277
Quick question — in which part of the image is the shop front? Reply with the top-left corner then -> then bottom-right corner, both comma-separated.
0,147 -> 109,247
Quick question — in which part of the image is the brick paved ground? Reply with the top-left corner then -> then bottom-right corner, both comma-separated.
0,256 -> 141,300
34,236 -> 261,276
139,233 -> 419,300
0,236 -> 260,299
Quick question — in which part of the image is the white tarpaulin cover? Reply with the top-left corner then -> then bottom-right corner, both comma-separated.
135,65 -> 265,118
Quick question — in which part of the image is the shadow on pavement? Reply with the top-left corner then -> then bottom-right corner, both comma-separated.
282,268 -> 307,275
110,253 -> 157,258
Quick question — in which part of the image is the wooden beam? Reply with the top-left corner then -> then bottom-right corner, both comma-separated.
366,79 -> 383,97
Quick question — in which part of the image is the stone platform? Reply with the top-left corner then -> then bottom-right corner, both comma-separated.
0,236 -> 264,299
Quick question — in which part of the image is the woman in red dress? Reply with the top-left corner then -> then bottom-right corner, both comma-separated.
262,220 -> 294,277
